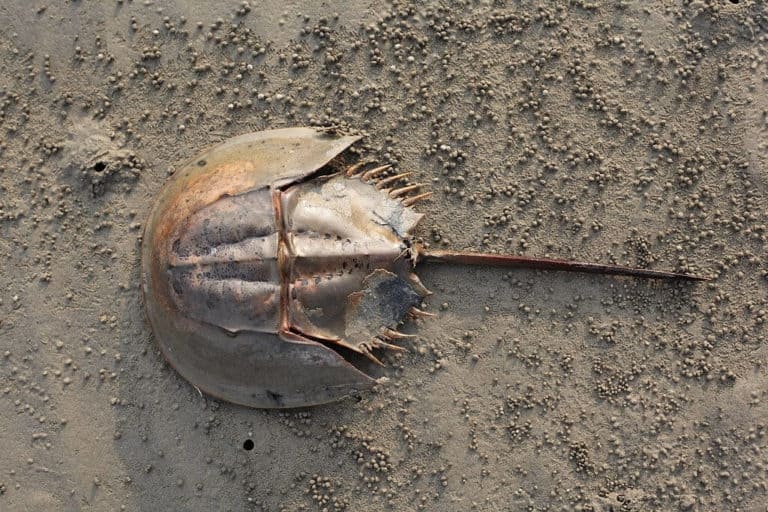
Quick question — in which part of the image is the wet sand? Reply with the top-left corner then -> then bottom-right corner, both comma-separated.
1,1 -> 767,510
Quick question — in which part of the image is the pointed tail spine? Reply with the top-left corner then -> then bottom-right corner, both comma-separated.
414,247 -> 705,281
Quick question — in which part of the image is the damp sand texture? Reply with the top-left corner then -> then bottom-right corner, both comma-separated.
1,1 -> 767,511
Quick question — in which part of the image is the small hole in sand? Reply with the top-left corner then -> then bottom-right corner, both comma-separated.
93,161 -> 107,172
243,439 -> 254,451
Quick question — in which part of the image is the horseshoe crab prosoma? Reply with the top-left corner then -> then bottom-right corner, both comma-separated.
141,127 -> 702,408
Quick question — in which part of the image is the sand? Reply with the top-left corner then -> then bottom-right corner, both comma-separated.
1,0 -> 767,510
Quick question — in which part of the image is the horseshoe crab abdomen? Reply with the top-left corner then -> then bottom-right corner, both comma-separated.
277,172 -> 425,342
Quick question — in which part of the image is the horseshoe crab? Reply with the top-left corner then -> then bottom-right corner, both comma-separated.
141,127 -> 703,408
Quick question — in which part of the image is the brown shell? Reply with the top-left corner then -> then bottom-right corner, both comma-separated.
141,127 -> 425,408
142,128 -> 703,409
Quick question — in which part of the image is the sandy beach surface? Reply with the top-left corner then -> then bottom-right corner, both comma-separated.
1,1 -> 767,510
